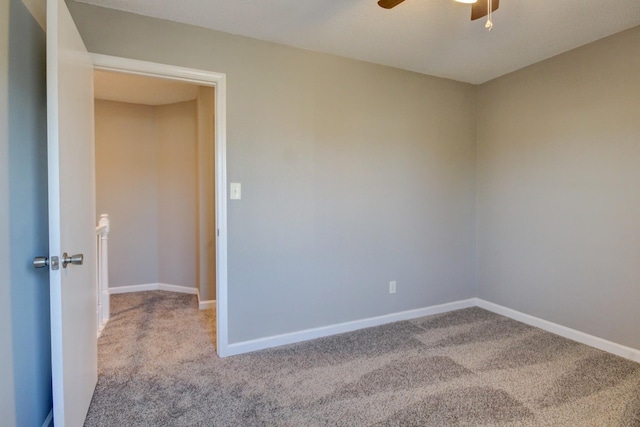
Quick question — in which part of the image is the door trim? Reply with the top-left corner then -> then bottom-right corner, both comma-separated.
90,54 -> 230,357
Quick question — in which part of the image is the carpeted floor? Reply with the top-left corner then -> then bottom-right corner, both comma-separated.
85,291 -> 640,426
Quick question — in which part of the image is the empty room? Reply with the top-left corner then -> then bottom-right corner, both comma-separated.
1,0 -> 639,426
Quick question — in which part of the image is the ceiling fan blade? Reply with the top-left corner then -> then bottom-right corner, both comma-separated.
471,0 -> 499,20
378,0 -> 406,9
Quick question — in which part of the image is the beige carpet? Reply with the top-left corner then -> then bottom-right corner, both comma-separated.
85,291 -> 640,426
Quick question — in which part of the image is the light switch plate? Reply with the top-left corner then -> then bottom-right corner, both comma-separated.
230,183 -> 241,200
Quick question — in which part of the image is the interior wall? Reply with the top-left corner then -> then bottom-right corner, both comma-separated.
157,100 -> 198,287
95,99 -> 199,289
477,25 -> 640,349
95,100 -> 159,286
1,0 -> 52,425
0,0 -> 17,424
70,3 -> 478,344
196,86 -> 216,301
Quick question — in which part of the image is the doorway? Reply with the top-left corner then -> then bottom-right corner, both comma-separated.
91,54 -> 228,356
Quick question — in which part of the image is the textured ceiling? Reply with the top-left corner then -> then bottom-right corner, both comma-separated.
77,0 -> 640,84
94,70 -> 199,105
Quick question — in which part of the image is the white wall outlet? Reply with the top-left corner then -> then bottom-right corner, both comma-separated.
230,183 -> 241,200
389,281 -> 396,294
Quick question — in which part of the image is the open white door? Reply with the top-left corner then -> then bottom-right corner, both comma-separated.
47,0 -> 97,425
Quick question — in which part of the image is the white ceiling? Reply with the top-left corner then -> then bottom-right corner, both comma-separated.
94,70 -> 199,105
77,0 -> 640,84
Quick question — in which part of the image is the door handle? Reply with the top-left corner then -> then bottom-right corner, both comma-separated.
33,256 -> 49,268
62,253 -> 83,268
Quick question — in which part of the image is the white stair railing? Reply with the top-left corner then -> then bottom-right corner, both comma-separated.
96,214 -> 110,336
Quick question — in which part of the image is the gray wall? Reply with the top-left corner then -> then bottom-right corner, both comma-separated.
0,0 -> 17,423
477,26 -> 640,350
1,0 -> 52,425
95,99 -> 199,289
157,101 -> 198,288
69,3 -> 478,343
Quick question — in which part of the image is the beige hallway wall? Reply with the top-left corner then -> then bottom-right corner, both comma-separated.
95,99 -> 199,289
157,100 -> 198,288
95,100 -> 159,286
196,86 -> 216,301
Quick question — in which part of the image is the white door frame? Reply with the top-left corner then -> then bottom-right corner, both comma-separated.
91,54 -> 230,357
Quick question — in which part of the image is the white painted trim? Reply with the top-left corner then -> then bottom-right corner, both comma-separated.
476,299 -> 640,363
194,289 -> 215,309
97,323 -> 105,339
90,53 -> 229,358
108,283 -> 159,294
213,71 -> 229,358
90,54 -> 222,86
101,281 -> 640,363
108,283 -> 198,295
96,214 -> 110,335
222,297 -> 640,362
225,299 -> 477,357
41,409 -> 53,427
158,283 -> 198,295
46,0 -> 64,419
199,299 -> 216,310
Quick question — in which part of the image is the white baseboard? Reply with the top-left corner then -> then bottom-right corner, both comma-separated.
42,409 -> 53,427
108,283 -> 214,312
199,299 -> 216,310
108,283 -> 197,295
224,297 -> 640,362
224,298 -> 477,357
475,298 -> 640,363
108,283 -> 158,294
104,285 -> 640,363
158,283 -> 198,294
97,322 -> 106,339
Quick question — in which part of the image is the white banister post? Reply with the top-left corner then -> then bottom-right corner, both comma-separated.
96,214 -> 110,334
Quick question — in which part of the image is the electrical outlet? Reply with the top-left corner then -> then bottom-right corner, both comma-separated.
389,281 -> 396,294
